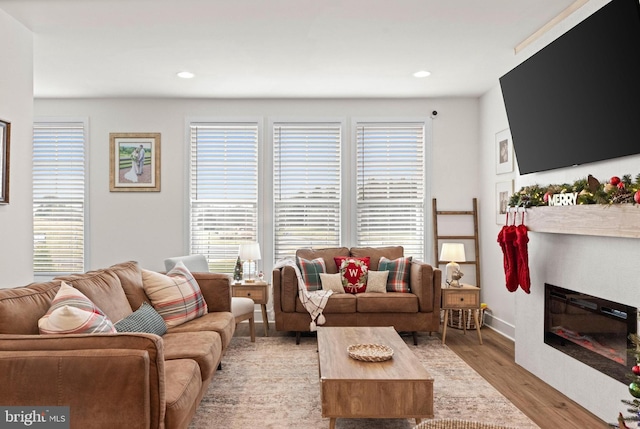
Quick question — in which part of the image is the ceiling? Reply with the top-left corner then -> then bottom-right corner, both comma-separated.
0,0 -> 578,99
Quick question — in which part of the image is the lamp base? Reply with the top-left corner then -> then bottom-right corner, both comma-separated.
445,261 -> 461,287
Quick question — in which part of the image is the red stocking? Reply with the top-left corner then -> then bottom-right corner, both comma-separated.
497,224 -> 518,292
515,224 -> 531,294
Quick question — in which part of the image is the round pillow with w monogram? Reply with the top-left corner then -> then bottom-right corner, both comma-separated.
334,256 -> 370,294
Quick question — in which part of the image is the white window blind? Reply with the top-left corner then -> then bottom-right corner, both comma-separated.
33,122 -> 86,274
190,123 -> 258,273
273,123 -> 341,261
356,122 -> 425,260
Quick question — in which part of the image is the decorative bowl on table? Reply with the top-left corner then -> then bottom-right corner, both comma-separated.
347,343 -> 394,362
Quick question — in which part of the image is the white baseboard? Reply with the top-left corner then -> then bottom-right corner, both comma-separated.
483,313 -> 515,341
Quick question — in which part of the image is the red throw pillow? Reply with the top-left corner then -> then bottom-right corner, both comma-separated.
334,256 -> 370,294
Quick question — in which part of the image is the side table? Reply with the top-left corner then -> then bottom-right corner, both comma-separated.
232,281 -> 270,337
441,284 -> 482,345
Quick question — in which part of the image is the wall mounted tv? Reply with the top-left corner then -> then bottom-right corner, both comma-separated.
500,0 -> 640,175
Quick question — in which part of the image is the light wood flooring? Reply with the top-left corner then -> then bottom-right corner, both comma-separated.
233,322 -> 610,429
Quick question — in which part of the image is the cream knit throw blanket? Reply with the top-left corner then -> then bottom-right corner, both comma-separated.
273,257 -> 333,331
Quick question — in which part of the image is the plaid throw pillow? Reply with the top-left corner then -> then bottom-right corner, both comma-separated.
142,261 -> 208,328
115,302 -> 167,336
379,256 -> 413,293
38,281 -> 116,335
296,257 -> 326,291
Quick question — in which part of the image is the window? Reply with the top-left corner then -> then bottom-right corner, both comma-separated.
355,122 -> 426,260
273,122 -> 342,261
33,121 -> 87,274
189,122 -> 258,273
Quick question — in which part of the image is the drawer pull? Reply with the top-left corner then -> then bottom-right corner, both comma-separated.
247,293 -> 251,297
460,298 -> 464,302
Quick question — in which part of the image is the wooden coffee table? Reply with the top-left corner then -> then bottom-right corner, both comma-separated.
317,326 -> 434,429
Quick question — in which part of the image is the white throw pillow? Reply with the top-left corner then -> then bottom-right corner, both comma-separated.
320,273 -> 345,293
142,261 -> 208,328
365,270 -> 389,293
38,281 -> 116,334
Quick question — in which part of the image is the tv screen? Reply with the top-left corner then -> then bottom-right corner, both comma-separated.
500,0 -> 640,175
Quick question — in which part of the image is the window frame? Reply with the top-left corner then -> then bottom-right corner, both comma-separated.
33,117 -> 90,279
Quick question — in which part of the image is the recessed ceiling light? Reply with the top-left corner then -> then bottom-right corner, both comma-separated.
413,70 -> 431,78
177,71 -> 195,79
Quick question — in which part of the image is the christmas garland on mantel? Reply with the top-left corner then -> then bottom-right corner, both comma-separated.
509,174 -> 640,208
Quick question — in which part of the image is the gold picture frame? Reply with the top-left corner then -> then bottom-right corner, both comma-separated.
109,133 -> 161,192
0,119 -> 10,204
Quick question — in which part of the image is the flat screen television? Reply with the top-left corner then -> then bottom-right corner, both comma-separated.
500,0 -> 640,175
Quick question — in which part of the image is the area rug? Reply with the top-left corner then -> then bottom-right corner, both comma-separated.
189,333 -> 539,429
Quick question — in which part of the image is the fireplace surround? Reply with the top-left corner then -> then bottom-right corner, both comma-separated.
544,283 -> 637,384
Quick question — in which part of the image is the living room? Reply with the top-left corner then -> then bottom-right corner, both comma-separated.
1,0 -> 638,427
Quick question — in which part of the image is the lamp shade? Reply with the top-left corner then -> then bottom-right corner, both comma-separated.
239,242 -> 261,261
440,243 -> 466,262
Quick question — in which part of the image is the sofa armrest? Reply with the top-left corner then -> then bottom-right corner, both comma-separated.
410,261 -> 442,313
272,266 -> 298,314
193,272 -> 232,313
0,333 -> 166,429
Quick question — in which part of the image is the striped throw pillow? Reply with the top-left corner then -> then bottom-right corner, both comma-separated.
141,261 -> 208,328
296,257 -> 326,291
115,302 -> 167,336
38,281 -> 116,334
379,256 -> 413,293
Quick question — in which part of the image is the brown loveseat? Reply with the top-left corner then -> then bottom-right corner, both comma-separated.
273,246 -> 442,344
0,261 -> 235,429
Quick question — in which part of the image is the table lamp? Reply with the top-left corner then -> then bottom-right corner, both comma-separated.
239,242 -> 261,283
440,243 -> 466,287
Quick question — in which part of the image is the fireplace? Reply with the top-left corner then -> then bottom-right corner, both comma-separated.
544,283 -> 637,383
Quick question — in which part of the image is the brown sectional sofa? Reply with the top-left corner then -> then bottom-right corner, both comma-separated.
273,246 -> 442,344
0,261 -> 235,429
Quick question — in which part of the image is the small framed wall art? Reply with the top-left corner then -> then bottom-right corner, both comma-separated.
496,180 -> 514,224
495,128 -> 513,174
0,119 -> 10,204
110,132 -> 161,192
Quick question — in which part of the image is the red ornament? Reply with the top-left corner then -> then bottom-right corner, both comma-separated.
543,192 -> 551,203
617,182 -> 625,190
633,365 -> 640,376
610,176 -> 621,186
635,190 -> 640,204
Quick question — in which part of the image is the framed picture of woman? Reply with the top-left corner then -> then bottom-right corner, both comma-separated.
496,128 -> 513,174
109,133 -> 161,192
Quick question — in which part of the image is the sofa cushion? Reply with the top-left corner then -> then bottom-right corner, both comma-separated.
109,261 -> 150,311
350,246 -> 404,271
296,256 -> 326,291
379,256 -> 413,293
0,281 -> 60,334
296,247 -> 350,274
38,281 -> 117,334
365,270 -> 389,293
115,302 -> 167,336
356,292 -> 419,313
166,311 -> 235,350
163,331 -> 222,381
142,261 -> 208,328
164,359 -> 203,429
334,256 -> 370,294
56,266 -> 134,324
296,293 -> 356,314
320,273 -> 345,293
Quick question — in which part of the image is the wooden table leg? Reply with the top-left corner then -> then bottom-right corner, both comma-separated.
473,309 -> 483,345
261,304 -> 269,337
329,418 -> 336,429
415,418 -> 422,424
442,310 -> 449,344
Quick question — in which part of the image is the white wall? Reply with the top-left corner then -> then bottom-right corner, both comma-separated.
34,97 -> 479,277
0,10 -> 33,288
479,0 -> 637,420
